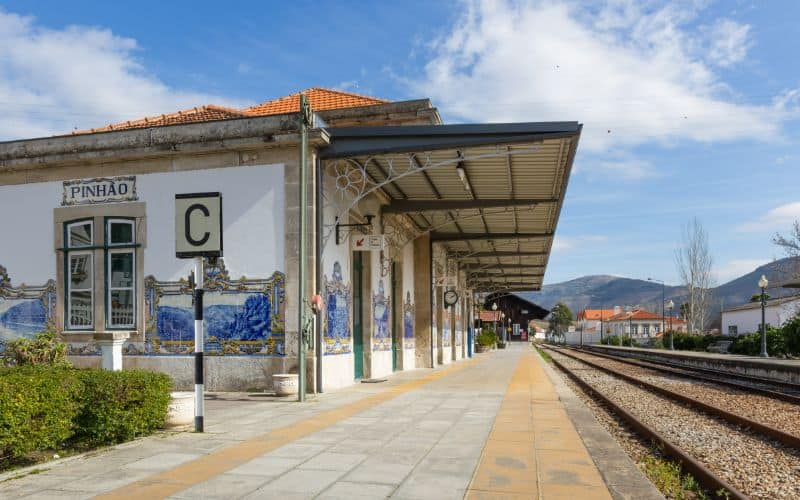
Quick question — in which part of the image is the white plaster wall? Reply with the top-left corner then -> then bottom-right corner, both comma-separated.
401,242 -> 415,370
0,181 -> 61,284
137,164 -> 284,280
0,164 -> 285,286
322,352 -> 355,390
722,301 -> 798,336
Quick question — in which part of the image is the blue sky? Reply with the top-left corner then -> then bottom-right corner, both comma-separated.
2,0 -> 799,287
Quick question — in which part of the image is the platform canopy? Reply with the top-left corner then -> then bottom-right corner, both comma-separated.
320,122 -> 582,293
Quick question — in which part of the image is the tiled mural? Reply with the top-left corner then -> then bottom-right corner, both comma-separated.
139,259 -> 286,355
0,265 -> 56,352
324,261 -> 351,355
372,279 -> 391,351
442,308 -> 451,348
403,291 -> 414,349
455,303 -> 462,346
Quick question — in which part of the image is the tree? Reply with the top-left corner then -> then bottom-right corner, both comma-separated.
675,218 -> 715,333
773,221 -> 800,280
548,302 -> 573,343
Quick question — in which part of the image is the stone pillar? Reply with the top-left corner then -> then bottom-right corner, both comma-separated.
413,234 -> 432,368
94,332 -> 129,371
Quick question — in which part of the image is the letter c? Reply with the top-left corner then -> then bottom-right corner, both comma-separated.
185,203 -> 211,246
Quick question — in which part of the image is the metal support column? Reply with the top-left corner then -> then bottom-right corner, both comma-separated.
193,257 -> 205,432
298,94 -> 311,402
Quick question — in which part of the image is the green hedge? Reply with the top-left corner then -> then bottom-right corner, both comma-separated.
75,369 -> 172,445
730,328 -> 786,356
668,333 -> 721,351
0,367 -> 82,459
0,367 -> 172,464
601,335 -> 638,347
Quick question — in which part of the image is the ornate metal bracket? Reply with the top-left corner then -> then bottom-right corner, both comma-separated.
335,214 -> 374,245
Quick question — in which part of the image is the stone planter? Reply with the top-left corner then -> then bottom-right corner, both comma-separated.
475,344 -> 490,353
498,342 -> 507,349
165,391 -> 194,428
273,374 -> 299,396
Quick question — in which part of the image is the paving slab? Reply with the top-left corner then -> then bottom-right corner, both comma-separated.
0,343 -> 659,500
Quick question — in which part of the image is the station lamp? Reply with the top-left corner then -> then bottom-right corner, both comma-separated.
758,275 -> 769,358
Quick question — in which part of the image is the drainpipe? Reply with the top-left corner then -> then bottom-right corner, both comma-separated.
315,155 -> 324,393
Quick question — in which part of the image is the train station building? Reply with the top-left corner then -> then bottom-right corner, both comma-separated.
0,88 -> 580,392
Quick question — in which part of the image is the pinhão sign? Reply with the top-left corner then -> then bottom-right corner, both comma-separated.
62,176 -> 137,206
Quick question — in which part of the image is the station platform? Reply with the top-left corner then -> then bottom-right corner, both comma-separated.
584,344 -> 800,384
0,344 -> 660,499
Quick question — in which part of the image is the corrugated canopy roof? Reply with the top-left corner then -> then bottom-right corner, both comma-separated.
322,122 -> 582,292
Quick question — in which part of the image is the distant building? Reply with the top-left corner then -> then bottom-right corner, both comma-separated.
604,308 -> 686,339
721,294 -> 800,336
480,294 -> 549,342
576,308 -> 616,335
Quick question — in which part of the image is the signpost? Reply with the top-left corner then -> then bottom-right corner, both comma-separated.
175,192 -> 223,432
351,234 -> 386,251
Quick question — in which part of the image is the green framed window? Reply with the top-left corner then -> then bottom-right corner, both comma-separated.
65,220 -> 94,330
106,219 -> 136,329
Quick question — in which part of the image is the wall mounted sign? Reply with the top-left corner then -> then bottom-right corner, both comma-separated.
351,234 -> 386,251
62,176 -> 137,206
175,192 -> 223,258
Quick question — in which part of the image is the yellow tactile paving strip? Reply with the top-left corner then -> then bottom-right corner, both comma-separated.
466,350 -> 612,500
96,359 -> 478,500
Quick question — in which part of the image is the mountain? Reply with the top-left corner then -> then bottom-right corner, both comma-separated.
519,258 -> 797,324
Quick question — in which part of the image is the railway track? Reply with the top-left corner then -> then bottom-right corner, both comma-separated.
541,345 -> 800,500
579,346 -> 800,400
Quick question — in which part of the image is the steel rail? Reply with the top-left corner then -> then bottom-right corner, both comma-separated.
584,346 -> 800,394
572,346 -> 800,405
540,346 -> 747,500
553,347 -> 800,449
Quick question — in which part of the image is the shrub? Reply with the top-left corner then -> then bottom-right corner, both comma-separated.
669,333 -> 720,351
730,328 -> 785,356
0,366 -> 172,465
601,335 -> 638,347
477,327 -> 497,347
1,331 -> 69,367
0,366 -> 82,459
75,369 -> 172,444
781,315 -> 800,355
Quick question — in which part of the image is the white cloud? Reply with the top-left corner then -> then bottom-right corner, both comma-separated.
739,201 -> 800,232
705,18 -> 752,67
406,0 -> 794,154
0,10 -> 242,139
717,258 -> 770,283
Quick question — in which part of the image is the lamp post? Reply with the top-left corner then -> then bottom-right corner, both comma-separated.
759,275 -> 769,358
492,302 -> 498,342
628,314 -> 633,346
666,300 -> 674,350
500,312 -> 506,343
648,278 -> 665,337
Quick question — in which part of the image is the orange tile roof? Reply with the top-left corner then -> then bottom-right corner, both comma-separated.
577,309 -> 616,321
242,87 -> 388,116
75,105 -> 250,134
606,309 -> 664,321
73,88 -> 390,135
